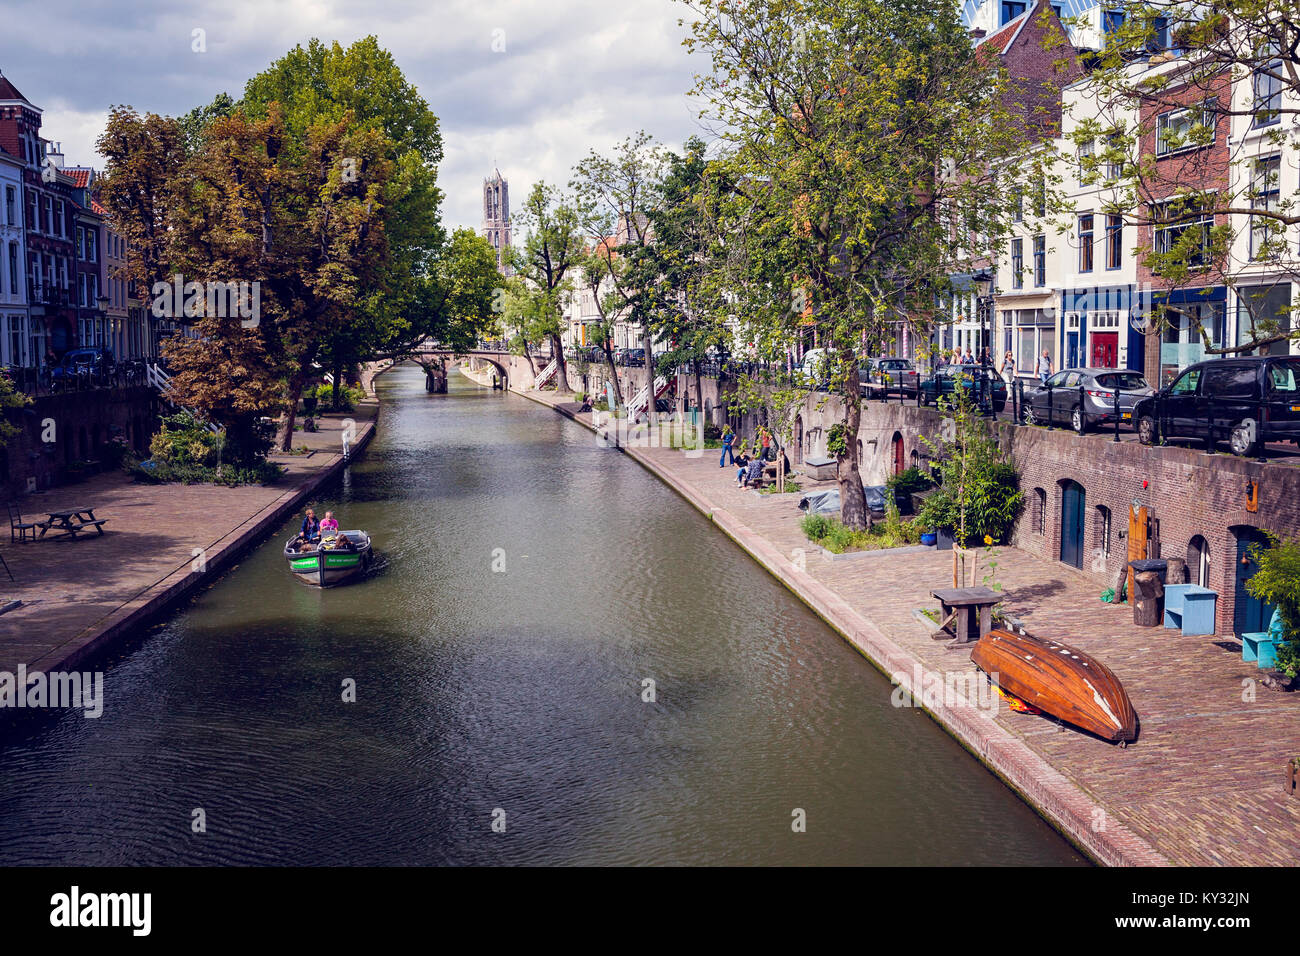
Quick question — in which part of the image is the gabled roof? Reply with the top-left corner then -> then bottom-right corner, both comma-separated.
63,168 -> 91,188
0,72 -> 32,104
979,13 -> 1028,53
91,199 -> 108,216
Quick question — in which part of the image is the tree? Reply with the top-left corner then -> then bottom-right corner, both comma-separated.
571,131 -> 666,421
1067,1 -> 1300,356
643,138 -> 734,418
508,182 -> 584,391
0,372 -> 31,447
683,0 -> 1040,528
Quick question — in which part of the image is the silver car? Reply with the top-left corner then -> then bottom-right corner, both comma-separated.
1022,368 -> 1154,433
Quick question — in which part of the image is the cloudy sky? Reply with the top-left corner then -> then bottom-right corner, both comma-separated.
1,0 -> 706,231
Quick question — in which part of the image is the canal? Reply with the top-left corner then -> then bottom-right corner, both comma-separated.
0,364 -> 1084,865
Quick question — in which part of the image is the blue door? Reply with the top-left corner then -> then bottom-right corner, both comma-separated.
1060,481 -> 1085,569
1066,331 -> 1079,369
1234,527 -> 1273,634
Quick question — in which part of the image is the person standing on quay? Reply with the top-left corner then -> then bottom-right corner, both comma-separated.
720,425 -> 735,467
1037,349 -> 1052,385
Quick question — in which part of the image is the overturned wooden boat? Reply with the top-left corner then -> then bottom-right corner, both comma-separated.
970,629 -> 1137,745
284,530 -> 373,587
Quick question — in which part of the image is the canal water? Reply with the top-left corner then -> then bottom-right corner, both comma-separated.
0,364 -> 1084,865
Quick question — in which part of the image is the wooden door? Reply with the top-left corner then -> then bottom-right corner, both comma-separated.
1234,527 -> 1273,634
1060,481 -> 1085,569
892,433 -> 905,476
1126,504 -> 1148,600
1091,332 -> 1118,368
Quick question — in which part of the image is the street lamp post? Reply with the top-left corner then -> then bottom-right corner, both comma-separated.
972,271 -> 993,416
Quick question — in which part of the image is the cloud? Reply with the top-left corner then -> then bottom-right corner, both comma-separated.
4,0 -> 705,233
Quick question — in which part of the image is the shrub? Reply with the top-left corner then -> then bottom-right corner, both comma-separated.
1245,534 -> 1300,678
886,465 -> 933,498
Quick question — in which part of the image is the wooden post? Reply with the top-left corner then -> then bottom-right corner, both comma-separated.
1133,570 -> 1163,627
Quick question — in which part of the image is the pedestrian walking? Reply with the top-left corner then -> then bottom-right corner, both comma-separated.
1037,349 -> 1053,384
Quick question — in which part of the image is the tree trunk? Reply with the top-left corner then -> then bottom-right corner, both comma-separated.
693,360 -> 704,425
1133,571 -> 1163,627
603,345 -> 624,407
331,359 -> 341,408
521,338 -> 537,377
279,369 -> 309,452
643,327 -> 656,429
549,332 -> 570,393
837,368 -> 869,530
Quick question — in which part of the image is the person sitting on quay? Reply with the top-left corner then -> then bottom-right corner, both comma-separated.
743,456 -> 764,488
734,452 -> 751,487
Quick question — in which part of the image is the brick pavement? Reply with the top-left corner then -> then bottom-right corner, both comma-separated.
0,380 -> 381,675
522,389 -> 1300,866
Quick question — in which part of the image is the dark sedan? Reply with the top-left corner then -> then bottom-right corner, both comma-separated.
919,365 -> 1006,412
1022,368 -> 1154,434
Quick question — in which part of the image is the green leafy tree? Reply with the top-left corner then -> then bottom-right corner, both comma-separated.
508,182 -> 584,391
683,0 -> 1047,528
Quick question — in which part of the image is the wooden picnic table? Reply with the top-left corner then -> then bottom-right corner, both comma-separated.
38,506 -> 107,539
931,586 -> 1007,646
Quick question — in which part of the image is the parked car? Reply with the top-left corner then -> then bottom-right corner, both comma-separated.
1133,355 -> 1300,456
861,357 -> 920,397
1022,368 -> 1154,434
796,348 -> 831,390
50,347 -> 115,384
623,347 -> 646,367
918,364 -> 1007,412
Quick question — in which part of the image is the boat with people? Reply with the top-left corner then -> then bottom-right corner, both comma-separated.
970,628 -> 1138,746
284,529 -> 373,587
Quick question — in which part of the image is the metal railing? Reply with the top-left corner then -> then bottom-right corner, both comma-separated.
3,359 -> 149,397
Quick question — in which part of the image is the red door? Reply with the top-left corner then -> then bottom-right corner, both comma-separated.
1091,332 -> 1118,368
892,434 -> 905,475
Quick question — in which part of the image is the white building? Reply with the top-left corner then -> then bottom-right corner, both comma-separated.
0,148 -> 28,367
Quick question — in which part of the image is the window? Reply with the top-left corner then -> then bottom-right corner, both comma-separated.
43,196 -> 52,234
1105,214 -> 1123,269
1033,178 -> 1046,218
1157,100 -> 1217,156
1104,134 -> 1123,181
1078,214 -> 1094,272
1103,9 -> 1125,34
1253,61 -> 1282,128
1168,367 -> 1201,395
1011,238 -> 1024,289
86,229 -> 96,262
1033,235 -> 1046,286
55,199 -> 64,237
1147,16 -> 1168,51
1152,198 -> 1214,270
1034,488 -> 1047,535
1051,2 -> 1063,17
77,226 -> 85,260
1077,139 -> 1094,186
3,186 -> 13,226
1268,360 -> 1300,394
1096,506 -> 1112,555
1250,156 -> 1281,260
1202,364 -> 1258,401
1001,1 -> 1027,26
7,243 -> 16,295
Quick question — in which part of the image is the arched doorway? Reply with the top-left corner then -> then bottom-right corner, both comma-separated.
1233,526 -> 1273,634
1059,480 -> 1085,569
1187,535 -> 1211,588
891,432 -> 904,476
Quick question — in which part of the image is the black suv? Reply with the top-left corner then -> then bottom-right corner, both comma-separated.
1133,355 -> 1300,456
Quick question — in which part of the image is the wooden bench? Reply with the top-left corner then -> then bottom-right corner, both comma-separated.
1242,631 -> 1279,669
1163,584 -> 1217,636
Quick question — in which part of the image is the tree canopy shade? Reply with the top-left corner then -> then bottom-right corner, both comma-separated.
1066,0 -> 1300,354
680,0 -> 1046,527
